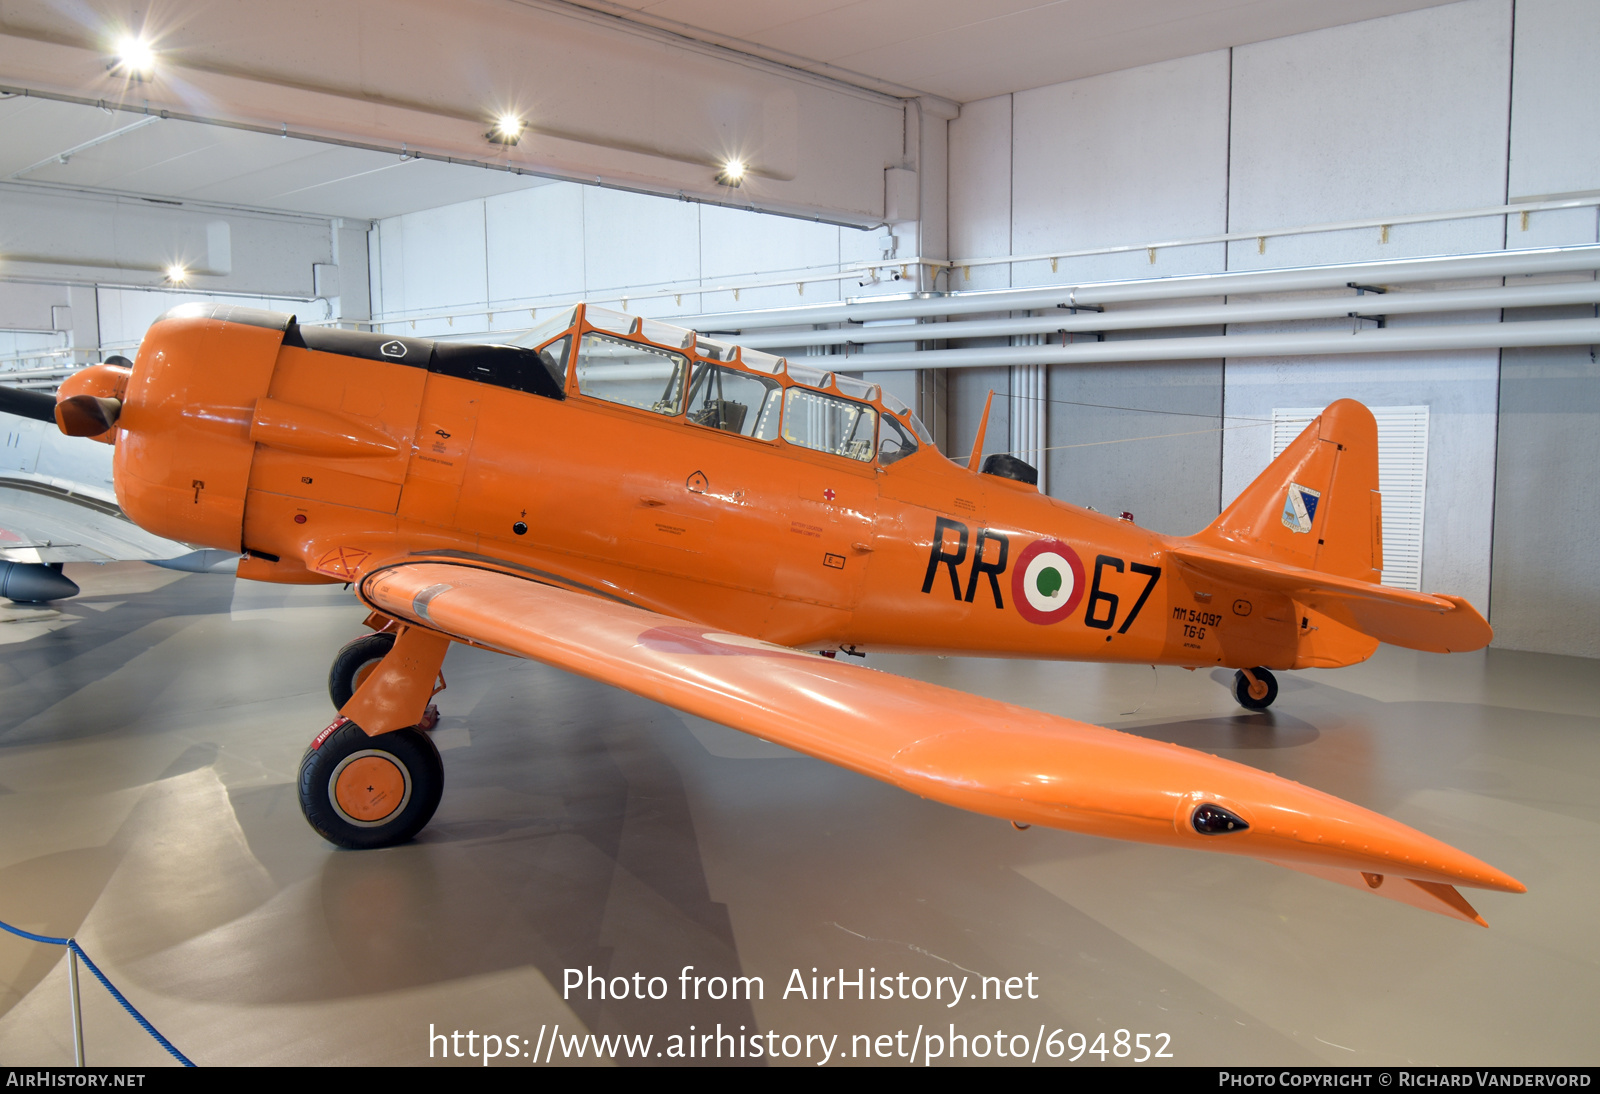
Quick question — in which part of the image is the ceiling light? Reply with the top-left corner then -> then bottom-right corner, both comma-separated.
716,159 -> 746,187
165,264 -> 188,284
113,35 -> 157,80
487,114 -> 525,146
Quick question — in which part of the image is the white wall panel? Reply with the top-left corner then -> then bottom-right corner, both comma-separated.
484,184 -> 587,330
947,96 -> 1013,292
1011,52 -> 1232,286
375,181 -> 877,329
1221,351 -> 1497,613
378,200 -> 489,336
1508,0 -> 1600,200
94,287 -> 318,350
698,204 -> 844,312
580,189 -> 701,319
0,186 -> 329,297
1227,0 -> 1512,270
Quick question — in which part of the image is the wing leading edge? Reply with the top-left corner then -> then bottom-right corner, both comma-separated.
358,560 -> 1522,921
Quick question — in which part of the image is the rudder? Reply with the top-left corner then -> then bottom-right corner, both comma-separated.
1194,399 -> 1383,583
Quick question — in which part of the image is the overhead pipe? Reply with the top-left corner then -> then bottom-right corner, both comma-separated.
734,279 -> 1600,351
679,245 -> 1600,333
818,316 -> 1600,373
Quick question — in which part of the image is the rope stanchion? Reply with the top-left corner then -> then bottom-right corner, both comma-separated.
0,917 -> 197,1067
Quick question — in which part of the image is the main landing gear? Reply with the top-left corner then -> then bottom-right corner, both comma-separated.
327,631 -> 396,709
298,719 -> 443,849
1233,666 -> 1279,711
301,625 -> 448,849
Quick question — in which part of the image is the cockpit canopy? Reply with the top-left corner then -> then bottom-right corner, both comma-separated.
517,303 -> 935,467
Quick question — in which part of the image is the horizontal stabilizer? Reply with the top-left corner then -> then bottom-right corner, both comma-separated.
1170,544 -> 1492,653
1270,860 -> 1487,926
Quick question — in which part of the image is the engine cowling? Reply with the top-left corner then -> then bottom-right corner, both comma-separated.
113,303 -> 290,552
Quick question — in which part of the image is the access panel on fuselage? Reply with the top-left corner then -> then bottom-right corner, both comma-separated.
398,374 -> 480,529
246,346 -> 425,514
454,388 -> 877,623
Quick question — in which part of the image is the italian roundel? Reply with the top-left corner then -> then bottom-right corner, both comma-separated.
1011,539 -> 1086,625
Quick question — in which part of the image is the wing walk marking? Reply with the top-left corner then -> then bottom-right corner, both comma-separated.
637,626 -> 813,660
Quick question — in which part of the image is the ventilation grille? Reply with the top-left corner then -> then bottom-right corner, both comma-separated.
1272,405 -> 1429,591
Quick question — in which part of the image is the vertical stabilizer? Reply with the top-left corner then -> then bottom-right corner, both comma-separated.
1193,399 -> 1383,583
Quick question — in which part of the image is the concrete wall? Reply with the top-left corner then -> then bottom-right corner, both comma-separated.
942,0 -> 1600,655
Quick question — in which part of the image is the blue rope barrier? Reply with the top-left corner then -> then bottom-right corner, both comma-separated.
0,917 -> 196,1067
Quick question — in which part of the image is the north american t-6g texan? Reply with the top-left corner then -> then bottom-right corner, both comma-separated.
0,300 -> 1523,925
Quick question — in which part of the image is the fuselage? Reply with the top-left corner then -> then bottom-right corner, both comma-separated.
83,300 -> 1357,672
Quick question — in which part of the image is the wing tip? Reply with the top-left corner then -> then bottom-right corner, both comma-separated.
1271,861 -> 1507,926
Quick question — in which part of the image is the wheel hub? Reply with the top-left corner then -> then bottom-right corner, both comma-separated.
330,751 -> 412,825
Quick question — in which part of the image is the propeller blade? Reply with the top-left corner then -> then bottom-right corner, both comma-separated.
54,394 -> 122,437
0,384 -> 59,424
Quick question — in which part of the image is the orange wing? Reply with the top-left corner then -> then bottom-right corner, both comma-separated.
357,560 -> 1522,920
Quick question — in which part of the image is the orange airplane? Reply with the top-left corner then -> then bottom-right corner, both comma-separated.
3,299 -> 1521,925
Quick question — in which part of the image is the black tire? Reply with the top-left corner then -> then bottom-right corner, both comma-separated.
298,720 -> 444,849
328,632 -> 396,710
1233,666 -> 1279,711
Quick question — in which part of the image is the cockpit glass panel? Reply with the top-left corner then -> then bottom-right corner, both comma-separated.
739,347 -> 785,375
694,337 -> 737,362
686,362 -> 782,439
784,361 -> 832,389
878,412 -> 919,465
881,390 -> 911,416
584,306 -> 637,337
536,336 -> 570,388
905,411 -> 934,446
834,374 -> 879,402
519,306 -> 577,349
638,318 -> 695,350
782,387 -> 877,462
575,332 -> 688,415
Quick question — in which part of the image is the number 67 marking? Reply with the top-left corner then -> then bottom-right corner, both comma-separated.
1084,555 -> 1162,634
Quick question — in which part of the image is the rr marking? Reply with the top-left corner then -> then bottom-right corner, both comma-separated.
922,517 -> 968,598
922,518 -> 1011,608
964,529 -> 1010,608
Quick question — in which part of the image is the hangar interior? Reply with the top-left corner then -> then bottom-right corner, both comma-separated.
0,0 -> 1596,1067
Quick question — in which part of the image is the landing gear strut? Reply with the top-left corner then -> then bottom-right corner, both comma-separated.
327,631 -> 397,710
1233,666 -> 1278,711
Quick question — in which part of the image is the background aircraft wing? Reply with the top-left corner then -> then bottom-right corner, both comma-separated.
1169,543 -> 1492,653
354,559 -> 1522,919
0,408 -> 236,575
0,477 -> 186,563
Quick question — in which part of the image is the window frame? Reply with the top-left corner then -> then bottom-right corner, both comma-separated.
538,304 -> 932,466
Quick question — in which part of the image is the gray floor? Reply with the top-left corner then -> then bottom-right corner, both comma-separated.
0,563 -> 1595,1067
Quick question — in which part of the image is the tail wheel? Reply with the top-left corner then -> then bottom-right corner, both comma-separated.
328,632 -> 397,710
298,719 -> 443,849
1233,667 -> 1279,711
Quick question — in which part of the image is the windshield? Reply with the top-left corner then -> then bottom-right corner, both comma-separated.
516,305 -> 577,349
